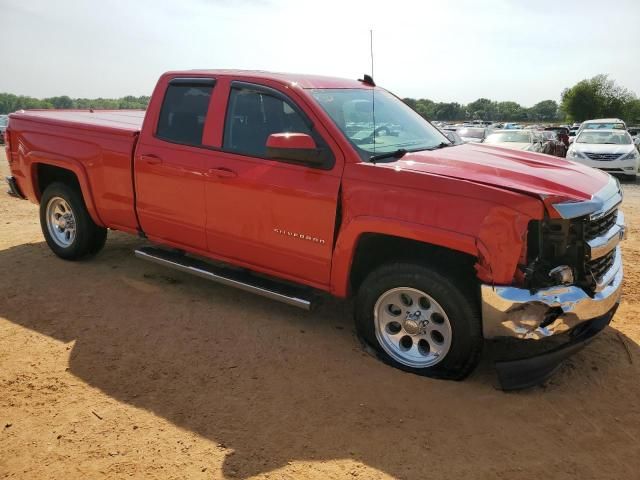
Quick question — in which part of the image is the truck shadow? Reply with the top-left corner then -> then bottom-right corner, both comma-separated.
1,233 -> 639,479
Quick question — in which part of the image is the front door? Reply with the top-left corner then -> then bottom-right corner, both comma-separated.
204,82 -> 343,287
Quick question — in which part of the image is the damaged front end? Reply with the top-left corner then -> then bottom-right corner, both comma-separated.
480,176 -> 626,388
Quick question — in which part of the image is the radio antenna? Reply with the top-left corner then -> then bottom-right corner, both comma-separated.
370,29 -> 376,155
370,29 -> 374,78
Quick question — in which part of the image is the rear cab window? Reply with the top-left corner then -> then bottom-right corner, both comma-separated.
156,78 -> 215,146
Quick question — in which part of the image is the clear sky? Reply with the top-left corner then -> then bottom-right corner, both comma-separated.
1,0 -> 639,106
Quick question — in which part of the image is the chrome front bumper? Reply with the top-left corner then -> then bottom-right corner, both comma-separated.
483,185 -> 627,340
481,249 -> 623,339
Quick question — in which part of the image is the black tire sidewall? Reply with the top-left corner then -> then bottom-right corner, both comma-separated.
39,182 -> 103,260
355,263 -> 482,380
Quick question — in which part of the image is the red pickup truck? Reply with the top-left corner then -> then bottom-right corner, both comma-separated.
4,70 -> 626,389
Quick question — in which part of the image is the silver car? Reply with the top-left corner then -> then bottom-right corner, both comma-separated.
482,129 -> 544,152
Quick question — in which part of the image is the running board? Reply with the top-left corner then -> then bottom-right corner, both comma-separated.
134,247 -> 314,310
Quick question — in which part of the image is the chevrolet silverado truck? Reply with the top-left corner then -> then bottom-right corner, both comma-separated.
4,71 -> 627,389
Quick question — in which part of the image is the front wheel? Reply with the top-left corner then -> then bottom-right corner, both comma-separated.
355,263 -> 482,380
39,182 -> 107,260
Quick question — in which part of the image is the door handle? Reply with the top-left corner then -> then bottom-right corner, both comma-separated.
140,154 -> 163,165
207,167 -> 237,179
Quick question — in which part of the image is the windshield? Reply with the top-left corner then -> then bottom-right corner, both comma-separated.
458,128 -> 485,139
583,122 -> 625,130
484,131 -> 531,143
310,89 -> 449,156
576,131 -> 631,144
0,116 -> 8,127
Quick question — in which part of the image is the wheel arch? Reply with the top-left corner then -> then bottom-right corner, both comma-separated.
330,217 -> 481,298
30,156 -> 104,227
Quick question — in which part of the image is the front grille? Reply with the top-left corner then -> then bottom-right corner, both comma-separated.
586,249 -> 616,283
584,152 -> 622,161
584,208 -> 617,241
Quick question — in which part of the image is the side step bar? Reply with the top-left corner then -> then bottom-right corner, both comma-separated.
134,246 -> 315,310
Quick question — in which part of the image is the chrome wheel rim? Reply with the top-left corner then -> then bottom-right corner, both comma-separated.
374,287 -> 453,368
46,197 -> 76,248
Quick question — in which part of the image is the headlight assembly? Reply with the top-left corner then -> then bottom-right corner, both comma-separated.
621,150 -> 639,160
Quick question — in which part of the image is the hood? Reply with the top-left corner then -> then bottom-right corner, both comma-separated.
484,142 -> 531,151
570,143 -> 635,154
388,143 -> 610,202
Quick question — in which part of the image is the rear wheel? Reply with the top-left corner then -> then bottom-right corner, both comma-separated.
355,263 -> 482,380
40,182 -> 107,260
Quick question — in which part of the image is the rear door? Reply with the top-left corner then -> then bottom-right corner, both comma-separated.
134,77 -> 216,251
203,81 -> 344,287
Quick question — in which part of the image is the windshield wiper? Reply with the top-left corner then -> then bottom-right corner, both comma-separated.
369,142 -> 454,163
369,148 -> 409,163
425,142 -> 452,150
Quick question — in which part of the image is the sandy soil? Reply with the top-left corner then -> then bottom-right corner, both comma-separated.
1,149 -> 639,480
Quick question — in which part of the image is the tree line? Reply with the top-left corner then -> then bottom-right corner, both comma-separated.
0,93 -> 150,114
1,74 -> 639,125
405,75 -> 639,124
403,97 -> 560,123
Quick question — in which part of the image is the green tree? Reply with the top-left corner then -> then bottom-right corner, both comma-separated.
495,101 -> 525,121
413,99 -> 436,119
561,75 -> 637,122
529,100 -> 559,121
433,102 -> 465,121
624,99 -> 640,125
466,98 -> 497,121
45,96 -> 74,109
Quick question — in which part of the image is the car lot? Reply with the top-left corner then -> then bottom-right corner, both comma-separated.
1,149 -> 640,479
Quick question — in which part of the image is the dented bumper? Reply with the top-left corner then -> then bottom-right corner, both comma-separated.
481,248 -> 623,340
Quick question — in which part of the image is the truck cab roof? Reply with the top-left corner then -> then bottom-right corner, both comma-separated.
173,69 -> 374,89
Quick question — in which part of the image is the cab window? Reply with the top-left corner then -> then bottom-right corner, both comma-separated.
156,79 -> 214,146
223,86 -> 311,157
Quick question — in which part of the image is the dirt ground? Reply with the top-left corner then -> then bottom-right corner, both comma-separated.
1,149 -> 639,480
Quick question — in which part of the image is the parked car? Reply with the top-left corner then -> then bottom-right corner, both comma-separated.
544,126 -> 570,147
578,118 -> 627,133
456,127 -> 488,143
567,129 -> 639,180
539,130 -> 567,157
568,126 -> 580,144
482,129 -> 544,152
0,115 -> 8,144
439,128 -> 464,145
4,69 -> 626,390
627,126 -> 640,150
502,122 -> 522,130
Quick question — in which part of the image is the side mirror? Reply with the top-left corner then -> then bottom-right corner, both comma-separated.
266,133 -> 328,167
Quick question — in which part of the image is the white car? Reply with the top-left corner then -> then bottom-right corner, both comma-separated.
567,129 -> 639,180
482,129 -> 543,152
578,118 -> 626,134
456,127 -> 488,143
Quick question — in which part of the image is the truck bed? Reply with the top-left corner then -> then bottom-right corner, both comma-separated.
11,109 -> 145,135
7,109 -> 146,233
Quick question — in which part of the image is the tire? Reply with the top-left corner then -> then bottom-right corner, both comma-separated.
39,182 -> 107,260
624,174 -> 637,183
355,262 -> 482,380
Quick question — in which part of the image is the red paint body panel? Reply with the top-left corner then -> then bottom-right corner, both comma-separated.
5,70 -> 611,298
